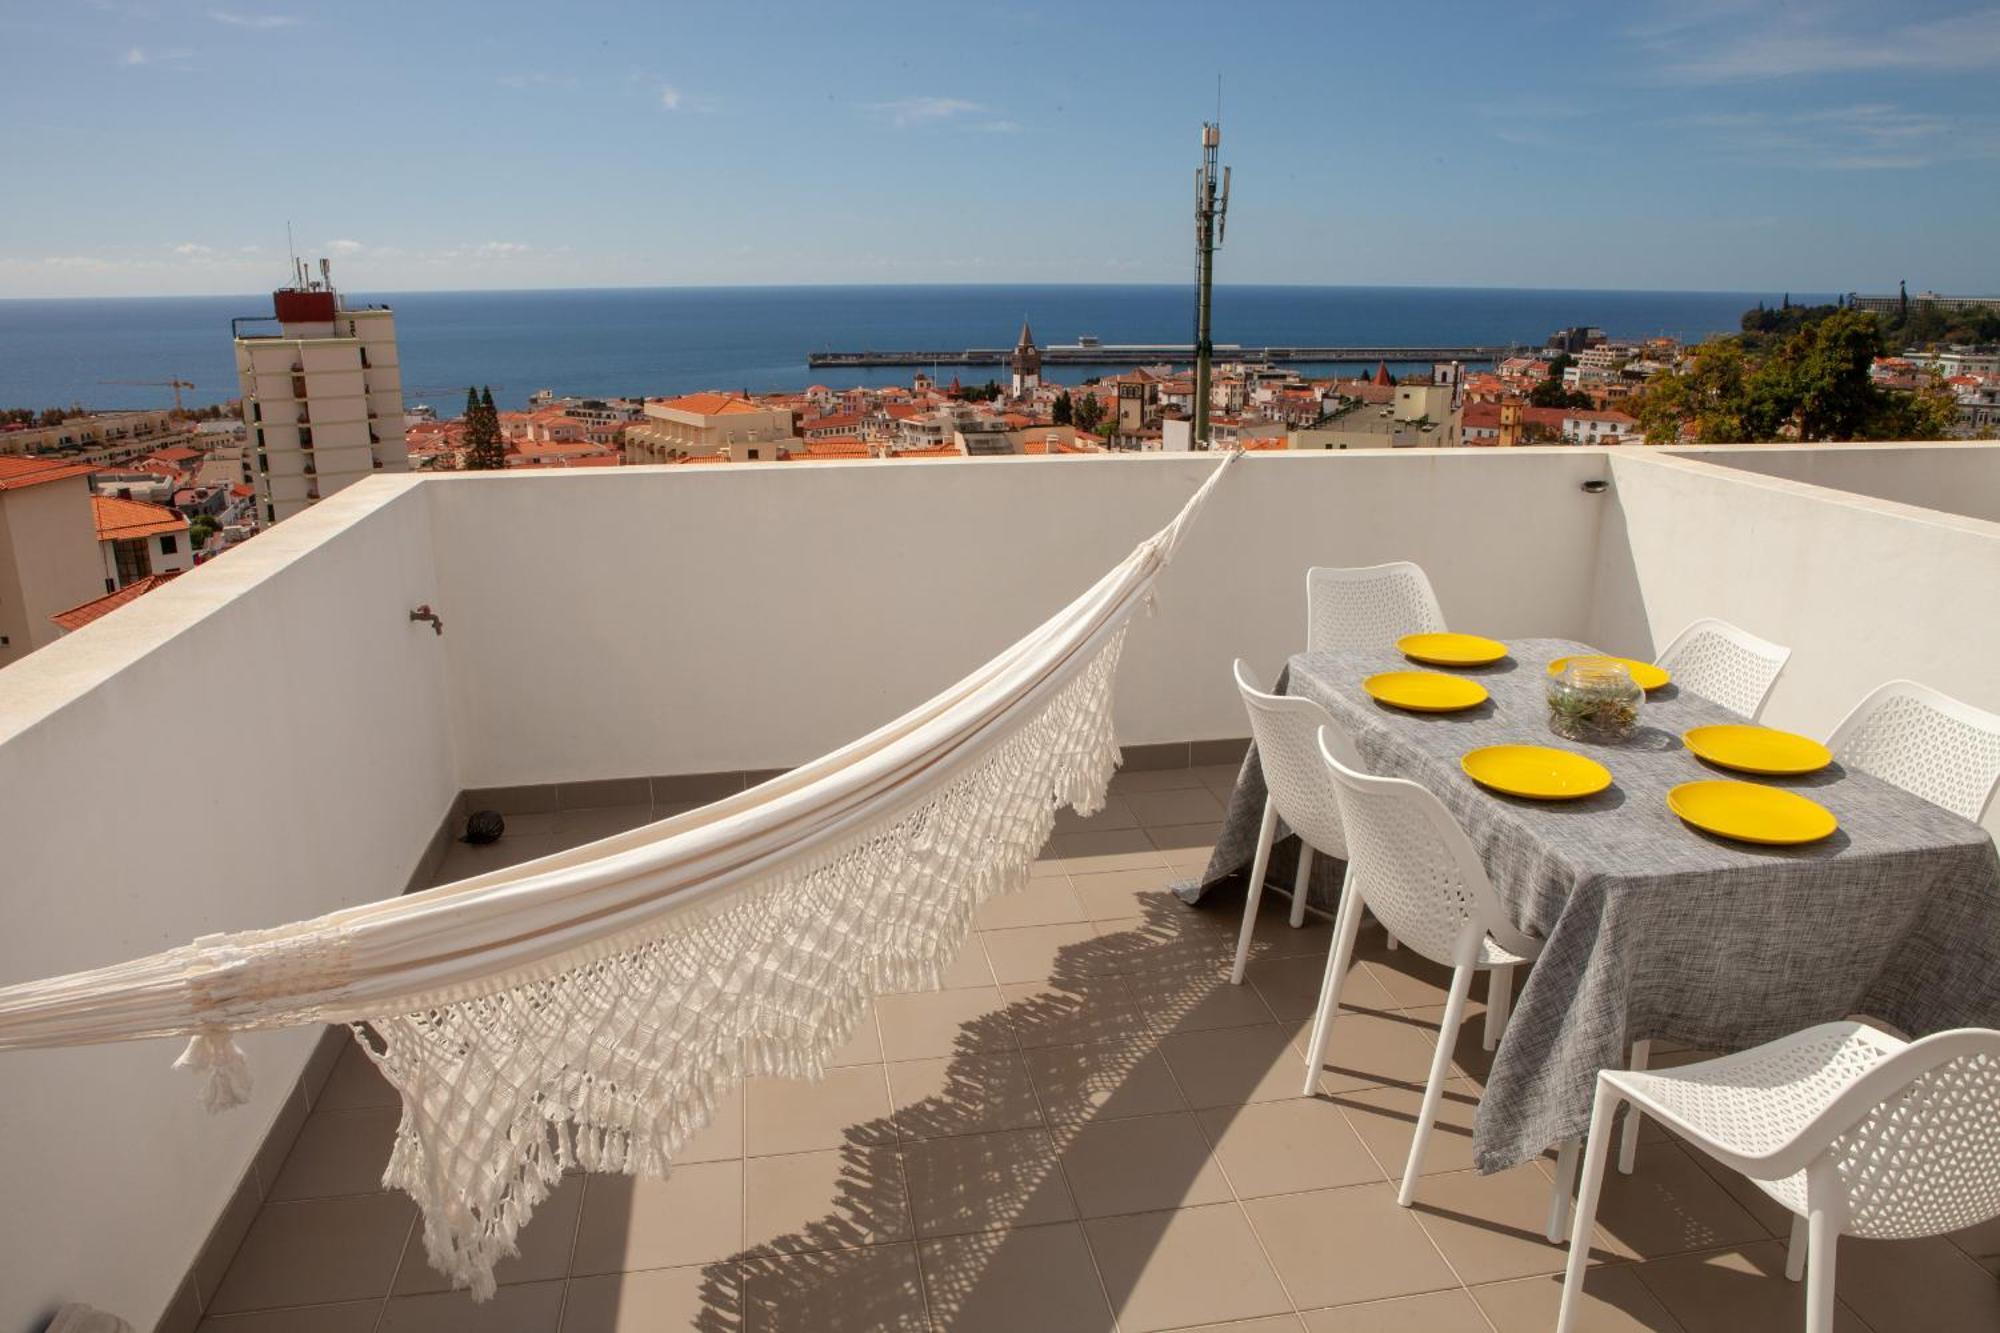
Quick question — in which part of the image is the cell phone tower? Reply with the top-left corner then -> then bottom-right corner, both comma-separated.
1192,121 -> 1230,450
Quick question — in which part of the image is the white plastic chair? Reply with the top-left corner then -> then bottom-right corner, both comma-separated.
1306,731 -> 1543,1207
1827,679 -> 2000,824
1305,562 -> 1446,654
1228,660 -> 1361,985
1654,617 -> 1791,720
1558,1022 -> 2000,1333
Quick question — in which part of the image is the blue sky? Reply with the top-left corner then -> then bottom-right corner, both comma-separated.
2,0 -> 1997,297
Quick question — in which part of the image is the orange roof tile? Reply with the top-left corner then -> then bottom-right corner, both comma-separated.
655,392 -> 765,416
50,570 -> 182,631
0,456 -> 96,492
92,494 -> 189,541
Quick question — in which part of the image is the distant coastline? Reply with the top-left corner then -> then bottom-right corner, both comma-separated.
0,283 -> 1826,412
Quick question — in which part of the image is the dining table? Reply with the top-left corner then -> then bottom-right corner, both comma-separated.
1183,637 -> 2000,1172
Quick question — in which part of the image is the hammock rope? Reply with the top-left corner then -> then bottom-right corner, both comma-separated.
0,451 -> 1239,1296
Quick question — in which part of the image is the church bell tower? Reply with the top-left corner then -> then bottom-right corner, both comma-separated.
1010,320 -> 1042,396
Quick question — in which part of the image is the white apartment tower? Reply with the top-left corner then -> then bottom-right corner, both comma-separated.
234,260 -> 409,524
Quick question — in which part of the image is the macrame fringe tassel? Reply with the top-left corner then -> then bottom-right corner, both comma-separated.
173,1027 -> 253,1112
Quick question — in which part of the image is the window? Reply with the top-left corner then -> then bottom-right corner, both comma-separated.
159,535 -> 177,555
113,539 -> 150,586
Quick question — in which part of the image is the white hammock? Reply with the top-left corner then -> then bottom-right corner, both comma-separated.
0,452 -> 1238,1297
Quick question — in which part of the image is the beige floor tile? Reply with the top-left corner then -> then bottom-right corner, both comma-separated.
1124,786 -> 1226,828
1173,1320 -> 1306,1333
1672,1137 -> 1791,1237
1835,1234 -> 2000,1333
1355,939 -> 1462,1009
974,876 -> 1087,931
1583,1142 -> 1767,1261
874,987 -> 1014,1063
1300,1289 -> 1489,1332
1192,761 -> 1247,793
552,804 -> 654,848
208,1193 -> 416,1313
1071,865 -> 1182,921
1135,963 -> 1283,1035
1633,1241 -> 1872,1333
1043,827 -> 1168,875
899,1127 -> 1076,1238
999,976 -> 1152,1049
1059,1112 -> 1233,1218
377,1278 -> 565,1332
741,1241 -> 930,1333
1951,1211 -> 2000,1260
1243,1183 -> 1458,1310
1244,952 -> 1393,1025
877,940 -> 994,994
570,1162 -> 745,1275
825,1014 -> 883,1068
743,1146 -> 911,1256
1309,1008 -> 1446,1095
434,835 -> 564,886
196,1303 -> 381,1333
266,1107 -> 401,1201
394,1175 -> 584,1295
919,1222 -> 1116,1333
1147,818 -> 1223,853
979,921 -> 1105,984
1196,1098 -> 1385,1199
1333,1078 -> 1487,1182
885,1052 -> 1045,1140
745,1065 -> 896,1155
1022,1039 -> 1188,1124
1085,1202 -> 1292,1332
1471,1267 -> 1685,1332
312,1040 -> 400,1111
1161,1022 -> 1313,1109
560,1263 -> 739,1331
1086,913 -> 1237,977
1055,795 -> 1140,832
1110,768 -> 1209,793
676,1082 -> 744,1163
1408,1165 -> 1609,1286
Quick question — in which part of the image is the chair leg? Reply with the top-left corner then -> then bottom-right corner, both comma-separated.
1288,842 -> 1314,928
1302,870 -> 1365,1097
1397,954 -> 1475,1206
1618,1039 -> 1651,1174
1547,1136 -> 1579,1242
1229,797 -> 1279,986
1805,1211 -> 1837,1333
1385,929 -> 1399,951
1303,863 -> 1357,1080
1785,1212 -> 1808,1281
1555,1083 -> 1622,1333
1483,964 -> 1515,1052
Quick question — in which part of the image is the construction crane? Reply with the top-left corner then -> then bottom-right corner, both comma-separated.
99,378 -> 195,414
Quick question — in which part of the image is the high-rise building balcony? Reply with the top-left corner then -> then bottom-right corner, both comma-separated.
2,445 -> 1997,1332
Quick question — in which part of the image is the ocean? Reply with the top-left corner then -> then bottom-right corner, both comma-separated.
0,284 -> 1818,414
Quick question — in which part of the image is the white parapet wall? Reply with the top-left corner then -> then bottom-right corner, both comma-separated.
1667,440 -> 2000,526
0,477 -> 459,1332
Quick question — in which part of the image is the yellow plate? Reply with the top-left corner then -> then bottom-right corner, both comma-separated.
1667,780 -> 1838,846
1546,655 -> 1672,692
1461,745 -> 1613,800
1397,632 -> 1509,667
1684,724 -> 1833,776
1363,671 -> 1490,713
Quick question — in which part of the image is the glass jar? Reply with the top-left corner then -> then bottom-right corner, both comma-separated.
1547,656 -> 1643,743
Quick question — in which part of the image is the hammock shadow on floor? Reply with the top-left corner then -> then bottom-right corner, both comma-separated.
580,881 -> 1381,1330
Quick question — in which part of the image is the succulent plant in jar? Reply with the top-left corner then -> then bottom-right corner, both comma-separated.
1547,656 -> 1643,742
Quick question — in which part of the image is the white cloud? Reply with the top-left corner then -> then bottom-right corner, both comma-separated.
42,256 -> 117,271
326,238 -> 364,254
173,242 -> 216,257
1670,102 -> 2000,170
871,96 -> 983,128
474,241 -> 532,258
1643,8 -> 2000,82
122,46 -> 193,67
659,84 -> 683,111
207,9 -> 300,27
500,71 -> 573,90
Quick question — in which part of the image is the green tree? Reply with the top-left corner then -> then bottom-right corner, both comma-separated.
1529,354 -> 1594,410
1051,390 -> 1073,426
1072,391 -> 1104,433
462,385 -> 507,470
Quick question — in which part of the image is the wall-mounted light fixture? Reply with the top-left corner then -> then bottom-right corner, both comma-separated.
1580,479 -> 1609,494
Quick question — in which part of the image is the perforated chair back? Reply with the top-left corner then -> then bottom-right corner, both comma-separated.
1655,617 -> 1791,720
1827,680 -> 2000,824
1317,736 -> 1536,965
1305,562 -> 1446,655
1233,659 -> 1354,859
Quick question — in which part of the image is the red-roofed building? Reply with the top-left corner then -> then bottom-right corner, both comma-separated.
0,457 -> 104,665
50,570 -> 183,635
93,494 -> 191,592
629,393 -> 797,463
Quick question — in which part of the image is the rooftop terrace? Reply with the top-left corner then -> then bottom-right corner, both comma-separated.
3,443 -> 1998,1331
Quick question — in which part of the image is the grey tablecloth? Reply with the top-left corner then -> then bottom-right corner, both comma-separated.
1186,638 -> 2000,1171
